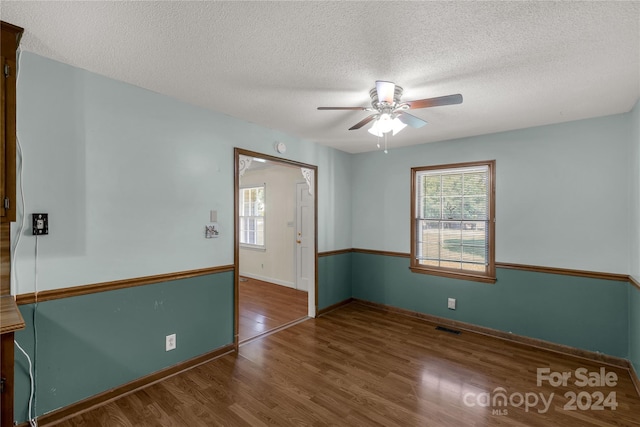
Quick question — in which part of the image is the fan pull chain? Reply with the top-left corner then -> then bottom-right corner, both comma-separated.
384,132 -> 388,154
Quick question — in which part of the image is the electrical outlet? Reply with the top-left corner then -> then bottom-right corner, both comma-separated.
32,213 -> 49,235
448,298 -> 456,310
166,334 -> 176,351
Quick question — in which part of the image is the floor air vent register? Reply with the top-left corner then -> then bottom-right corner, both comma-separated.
435,326 -> 461,335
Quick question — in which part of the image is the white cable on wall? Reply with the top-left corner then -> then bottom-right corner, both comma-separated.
32,236 -> 39,426
14,340 -> 37,427
11,45 -> 39,427
10,93 -> 27,296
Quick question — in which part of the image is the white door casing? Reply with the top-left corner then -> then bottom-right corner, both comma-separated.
296,181 -> 315,317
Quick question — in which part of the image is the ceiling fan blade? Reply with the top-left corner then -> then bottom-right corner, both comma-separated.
397,112 -> 428,128
407,94 -> 463,109
349,114 -> 377,130
376,81 -> 396,104
317,106 -> 367,110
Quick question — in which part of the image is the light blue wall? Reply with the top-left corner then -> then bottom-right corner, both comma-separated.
632,99 -> 640,284
352,115 -> 631,274
13,52 -> 352,295
630,99 -> 640,375
350,106 -> 637,364
11,50 -> 639,422
11,52 -> 352,423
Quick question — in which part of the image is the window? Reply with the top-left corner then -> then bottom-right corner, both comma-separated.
410,160 -> 495,283
239,185 -> 265,248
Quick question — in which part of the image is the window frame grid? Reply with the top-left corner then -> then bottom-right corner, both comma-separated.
410,160 -> 496,283
239,184 -> 266,250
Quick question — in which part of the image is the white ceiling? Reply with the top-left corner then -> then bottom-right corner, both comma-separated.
2,1 -> 639,154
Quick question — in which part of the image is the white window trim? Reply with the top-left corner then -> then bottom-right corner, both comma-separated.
239,184 -> 266,250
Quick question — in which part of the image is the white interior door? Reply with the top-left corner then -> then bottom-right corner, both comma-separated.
296,182 -> 314,315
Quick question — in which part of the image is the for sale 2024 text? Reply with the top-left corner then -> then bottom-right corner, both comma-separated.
537,367 -> 618,411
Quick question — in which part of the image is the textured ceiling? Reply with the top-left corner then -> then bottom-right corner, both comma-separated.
2,1 -> 639,154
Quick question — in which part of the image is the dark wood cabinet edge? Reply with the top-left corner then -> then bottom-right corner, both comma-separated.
352,298 -> 631,369
0,296 -> 25,333
1,223 -> 11,295
1,20 -> 24,427
1,333 -> 16,426
0,21 -> 24,35
16,343 -> 235,427
16,265 -> 235,305
1,21 -> 23,224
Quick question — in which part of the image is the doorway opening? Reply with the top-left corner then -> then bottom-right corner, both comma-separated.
234,148 -> 317,346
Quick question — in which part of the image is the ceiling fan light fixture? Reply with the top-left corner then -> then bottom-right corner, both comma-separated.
391,117 -> 407,136
368,120 -> 384,137
368,114 -> 407,138
376,113 -> 394,133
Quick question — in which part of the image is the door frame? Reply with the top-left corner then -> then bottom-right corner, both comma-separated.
233,148 -> 318,350
295,181 -> 313,294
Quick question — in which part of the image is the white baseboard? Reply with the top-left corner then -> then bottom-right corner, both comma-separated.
239,272 -> 298,290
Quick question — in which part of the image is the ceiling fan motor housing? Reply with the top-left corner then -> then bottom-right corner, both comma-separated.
369,85 -> 404,110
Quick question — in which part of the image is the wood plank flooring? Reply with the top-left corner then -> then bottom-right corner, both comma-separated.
54,302 -> 640,426
238,277 -> 308,342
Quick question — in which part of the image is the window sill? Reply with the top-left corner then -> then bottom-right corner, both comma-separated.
409,266 -> 496,284
240,244 -> 266,252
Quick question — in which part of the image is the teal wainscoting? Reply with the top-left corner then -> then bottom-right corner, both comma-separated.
318,252 -> 352,310
352,252 -> 628,358
630,282 -> 640,375
13,271 -> 234,423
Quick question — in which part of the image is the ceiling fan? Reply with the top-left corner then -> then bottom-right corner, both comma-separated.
318,81 -> 463,137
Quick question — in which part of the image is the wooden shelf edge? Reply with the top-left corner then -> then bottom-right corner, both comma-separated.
0,296 -> 25,334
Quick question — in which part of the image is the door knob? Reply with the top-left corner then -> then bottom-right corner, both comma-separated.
297,240 -> 301,244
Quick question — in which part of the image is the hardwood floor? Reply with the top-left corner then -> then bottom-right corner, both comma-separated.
238,277 -> 308,342
54,302 -> 640,426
